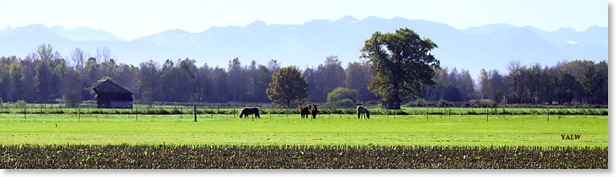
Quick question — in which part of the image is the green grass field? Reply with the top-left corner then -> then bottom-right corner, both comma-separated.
0,113 -> 607,147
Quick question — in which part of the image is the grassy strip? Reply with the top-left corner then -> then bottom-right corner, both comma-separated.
0,115 -> 608,147
0,144 -> 607,169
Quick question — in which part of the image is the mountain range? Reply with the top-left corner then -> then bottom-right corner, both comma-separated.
0,16 -> 607,79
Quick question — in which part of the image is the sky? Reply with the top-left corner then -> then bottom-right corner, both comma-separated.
0,0 -> 608,41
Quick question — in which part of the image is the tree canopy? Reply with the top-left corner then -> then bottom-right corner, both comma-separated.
360,28 -> 440,109
266,66 -> 308,107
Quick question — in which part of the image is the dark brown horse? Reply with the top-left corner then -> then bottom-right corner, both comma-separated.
299,105 -> 311,118
309,104 -> 318,119
239,107 -> 260,118
299,104 -> 318,119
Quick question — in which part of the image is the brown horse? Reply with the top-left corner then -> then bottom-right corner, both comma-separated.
299,105 -> 311,118
309,104 -> 318,119
357,106 -> 370,119
299,104 -> 318,119
239,107 -> 260,118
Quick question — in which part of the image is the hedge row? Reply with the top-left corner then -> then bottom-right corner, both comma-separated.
0,145 -> 607,169
1,107 -> 608,116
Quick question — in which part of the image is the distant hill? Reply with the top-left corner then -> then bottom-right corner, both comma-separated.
50,26 -> 124,42
0,16 -> 607,78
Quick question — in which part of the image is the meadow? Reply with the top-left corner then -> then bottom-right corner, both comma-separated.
0,111 -> 607,147
0,105 -> 608,168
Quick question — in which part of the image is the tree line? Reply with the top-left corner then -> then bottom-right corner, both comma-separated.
0,43 -> 608,106
479,60 -> 608,105
0,44 -> 379,105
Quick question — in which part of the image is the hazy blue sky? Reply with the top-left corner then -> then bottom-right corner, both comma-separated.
0,0 -> 607,40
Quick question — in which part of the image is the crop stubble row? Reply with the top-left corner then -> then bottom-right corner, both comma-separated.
0,145 -> 607,169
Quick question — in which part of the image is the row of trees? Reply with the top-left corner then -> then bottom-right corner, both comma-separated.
0,42 -> 608,107
0,44 -> 381,105
480,60 -> 608,106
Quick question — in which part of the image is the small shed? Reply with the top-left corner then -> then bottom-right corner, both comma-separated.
88,78 -> 133,108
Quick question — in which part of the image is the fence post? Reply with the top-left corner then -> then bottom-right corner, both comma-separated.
547,106 -> 550,122
194,105 -> 197,122
426,106 -> 428,121
485,105 -> 489,122
393,110 -> 396,119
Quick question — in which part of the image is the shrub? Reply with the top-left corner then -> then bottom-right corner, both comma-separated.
15,100 -> 27,108
326,98 -> 356,108
326,87 -> 357,103
62,92 -> 83,108
437,100 -> 451,107
364,100 -> 380,107
404,99 -> 425,107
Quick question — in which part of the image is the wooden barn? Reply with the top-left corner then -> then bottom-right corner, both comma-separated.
88,79 -> 133,108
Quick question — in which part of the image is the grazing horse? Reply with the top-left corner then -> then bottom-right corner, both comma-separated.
309,104 -> 318,119
239,107 -> 260,118
299,105 -> 311,118
299,104 -> 318,119
357,106 -> 370,119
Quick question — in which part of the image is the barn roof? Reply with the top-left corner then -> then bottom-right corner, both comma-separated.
88,79 -> 133,94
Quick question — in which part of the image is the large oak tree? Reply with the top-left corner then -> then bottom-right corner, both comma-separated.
360,28 -> 440,109
266,66 -> 308,107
